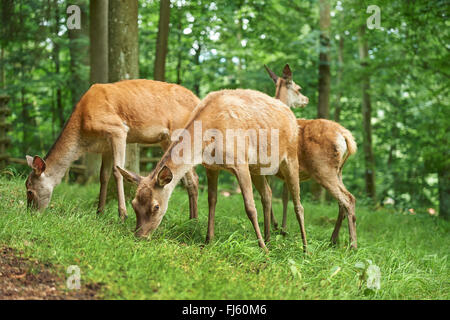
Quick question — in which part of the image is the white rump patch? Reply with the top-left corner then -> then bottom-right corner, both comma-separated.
335,133 -> 347,158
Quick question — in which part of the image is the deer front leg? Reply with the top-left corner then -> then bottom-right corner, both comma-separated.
234,166 -> 267,252
252,175 -> 272,243
206,169 -> 219,243
97,152 -> 113,214
183,168 -> 199,219
111,135 -> 128,222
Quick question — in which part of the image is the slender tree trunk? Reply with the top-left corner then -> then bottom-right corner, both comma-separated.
334,35 -> 344,122
68,1 -> 89,107
312,0 -> 331,202
108,0 -> 139,201
154,0 -> 171,81
1,0 -> 13,90
318,0 -> 331,120
0,46 -> 4,90
20,87 -> 29,155
84,0 -> 108,183
358,26 -> 376,202
193,43 -> 201,96
52,0 -> 63,129
175,7 -> 182,84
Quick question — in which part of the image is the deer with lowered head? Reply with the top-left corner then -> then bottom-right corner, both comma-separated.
199,64 -> 309,245
264,64 -> 358,248
25,79 -> 200,221
117,87 -> 309,252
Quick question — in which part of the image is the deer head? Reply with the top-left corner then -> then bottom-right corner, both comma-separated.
117,165 -> 173,238
25,155 -> 54,210
264,64 -> 309,108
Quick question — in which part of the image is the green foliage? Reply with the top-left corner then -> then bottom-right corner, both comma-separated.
0,175 -> 448,299
1,0 -> 448,211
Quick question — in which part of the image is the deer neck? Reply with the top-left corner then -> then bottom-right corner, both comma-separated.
44,116 -> 83,187
274,79 -> 288,105
152,123 -> 202,197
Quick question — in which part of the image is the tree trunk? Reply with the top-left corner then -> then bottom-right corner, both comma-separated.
193,43 -> 201,97
438,167 -> 450,220
85,0 -> 108,183
154,0 -> 171,81
334,35 -> 344,122
318,0 -> 331,120
108,0 -> 140,200
52,0 -> 64,129
175,7 -> 182,84
68,1 -> 89,107
358,26 -> 376,202
0,46 -> 4,90
312,0 -> 331,202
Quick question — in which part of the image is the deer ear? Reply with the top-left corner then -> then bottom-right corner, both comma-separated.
116,166 -> 142,186
264,64 -> 278,84
27,155 -> 46,176
26,155 -> 34,168
157,166 -> 173,187
282,64 -> 292,81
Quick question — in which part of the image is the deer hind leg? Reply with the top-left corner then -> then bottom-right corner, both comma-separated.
233,166 -> 267,252
330,204 -> 345,245
270,208 -> 279,230
206,169 -> 219,243
110,133 -> 128,222
267,177 -> 279,230
320,174 -> 357,249
252,175 -> 272,243
280,160 -> 307,252
97,152 -> 113,215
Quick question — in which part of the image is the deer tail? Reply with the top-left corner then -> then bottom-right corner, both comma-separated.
338,126 -> 357,173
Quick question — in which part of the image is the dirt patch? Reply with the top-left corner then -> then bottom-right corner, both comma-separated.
0,247 -> 101,300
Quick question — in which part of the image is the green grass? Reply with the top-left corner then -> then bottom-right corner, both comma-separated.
0,173 -> 449,299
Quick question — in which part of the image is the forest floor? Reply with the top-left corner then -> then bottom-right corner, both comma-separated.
0,246 -> 99,299
0,173 -> 448,300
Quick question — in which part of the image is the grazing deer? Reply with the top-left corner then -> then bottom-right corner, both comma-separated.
202,64 -> 309,245
25,79 -> 200,221
264,65 -> 358,248
117,88 -> 308,252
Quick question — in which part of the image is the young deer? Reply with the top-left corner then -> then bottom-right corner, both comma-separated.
264,65 -> 358,248
25,79 -> 200,221
117,89 -> 308,252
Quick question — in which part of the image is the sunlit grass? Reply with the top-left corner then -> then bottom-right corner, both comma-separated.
0,173 -> 448,299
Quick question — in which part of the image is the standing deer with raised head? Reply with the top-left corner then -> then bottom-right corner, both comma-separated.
117,88 -> 308,252
25,79 -> 200,221
264,65 -> 358,248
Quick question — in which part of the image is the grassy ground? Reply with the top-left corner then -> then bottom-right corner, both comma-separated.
0,173 -> 448,299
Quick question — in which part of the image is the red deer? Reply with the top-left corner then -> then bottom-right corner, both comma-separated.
265,65 -> 358,248
25,79 -> 200,221
117,88 -> 308,252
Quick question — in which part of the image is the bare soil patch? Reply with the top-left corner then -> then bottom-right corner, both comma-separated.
0,246 -> 101,300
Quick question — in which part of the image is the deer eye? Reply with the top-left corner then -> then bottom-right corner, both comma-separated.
154,204 -> 160,211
